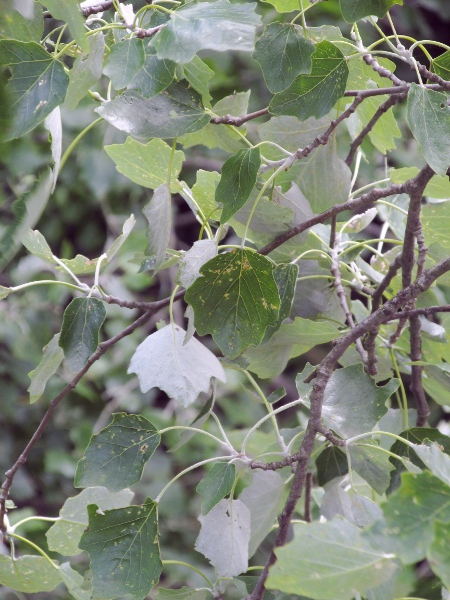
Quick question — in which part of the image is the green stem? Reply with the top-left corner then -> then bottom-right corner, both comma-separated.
350,178 -> 391,197
8,533 -> 59,571
59,117 -> 103,175
339,239 -> 403,259
159,425 -> 230,448
162,560 -> 213,587
10,516 -> 59,532
375,199 -> 408,215
346,430 -> 415,447
10,280 -> 85,294
390,348 -> 409,430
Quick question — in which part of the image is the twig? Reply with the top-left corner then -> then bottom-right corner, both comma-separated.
362,53 -> 404,86
81,1 -> 114,17
104,289 -> 185,310
0,294 -> 177,533
210,108 -> 269,127
383,305 -> 450,321
416,62 -> 450,92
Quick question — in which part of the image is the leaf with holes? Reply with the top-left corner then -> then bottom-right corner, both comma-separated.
269,41 -> 348,121
59,297 -> 106,372
79,498 -> 162,600
185,250 -> 280,359
74,413 -> 160,492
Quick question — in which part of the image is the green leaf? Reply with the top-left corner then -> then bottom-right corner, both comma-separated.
28,333 -> 64,404
39,0 -> 88,52
104,39 -> 145,90
191,170 -> 221,219
182,56 -> 214,101
177,239 -> 218,289
390,166 -> 450,198
260,0 -> 310,12
75,413 -> 161,491
128,44 -> 175,99
0,168 -> 53,270
79,498 -> 162,600
407,83 -> 450,176
22,228 -> 55,263
197,462 -> 236,514
253,23 -> 315,93
431,50 -> 450,80
105,214 -> 136,262
157,588 -> 210,600
0,40 -> 68,140
0,556 -> 61,593
217,148 -> 261,224
263,263 -> 298,342
46,487 -> 134,556
259,114 -> 330,159
355,95 -> 401,155
427,520 -> 450,587
422,201 -> 450,249
383,471 -> 450,564
185,249 -> 280,359
97,81 -> 210,140
322,365 -> 399,438
128,324 -> 226,407
316,446 -> 348,486
105,138 -> 184,193
59,563 -> 91,600
66,33 -> 105,110
151,0 -> 262,64
348,440 -> 395,494
340,0 -> 403,22
412,442 -> 450,487
269,41 -> 348,121
0,3 -> 43,42
143,183 -> 171,272
0,286 -> 11,300
266,519 -> 398,599
59,297 -> 107,372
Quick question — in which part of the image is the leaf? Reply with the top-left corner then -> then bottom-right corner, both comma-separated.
104,39 -> 145,90
0,286 -> 11,300
217,148 -> 261,224
197,462 -> 236,515
316,446 -> 348,486
322,365 -> 399,439
128,324 -> 226,407
0,40 -> 68,139
44,106 -> 62,191
105,214 -> 136,262
59,297 -> 107,372
185,249 -> 280,359
239,471 -> 284,557
177,239 -> 218,289
97,81 -> 210,140
75,413 -> 161,492
253,23 -> 315,93
266,519 -> 398,599
354,95 -> 401,155
269,41 -> 348,121
427,520 -> 450,588
151,0 -> 262,64
128,44 -> 175,99
390,166 -> 450,198
412,442 -> 450,487
79,498 -> 162,600
182,56 -> 214,101
382,471 -> 450,564
263,263 -> 298,342
432,50 -> 450,80
0,168 -> 53,270
259,114 -> 330,159
66,32 -> 105,110
22,228 -> 55,263
105,138 -> 184,193
422,201 -> 450,249
348,441 -> 395,494
143,184 -> 171,272
407,83 -> 450,176
340,0 -> 403,23
195,498 -> 251,578
157,588 -> 210,600
46,486 -> 134,556
59,563 -> 91,600
260,0 -> 310,12
0,3 -> 43,42
0,556 -> 61,593
27,333 -> 64,404
39,0 -> 88,52
191,170 -> 221,219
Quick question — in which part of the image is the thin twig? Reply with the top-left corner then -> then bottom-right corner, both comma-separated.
383,305 -> 450,321
81,1 -> 114,17
210,108 -> 269,127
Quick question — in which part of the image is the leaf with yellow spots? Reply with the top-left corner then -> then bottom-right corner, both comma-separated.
185,249 -> 280,359
74,413 -> 160,492
79,498 -> 162,600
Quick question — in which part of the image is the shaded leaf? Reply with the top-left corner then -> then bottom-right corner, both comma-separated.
253,23 -> 315,93
75,413 -> 161,492
152,0 -> 262,64
105,214 -> 136,262
177,239 -> 218,289
259,114 -> 330,160
66,32 -> 105,110
432,50 -> 450,81
322,365 -> 399,438
143,183 -> 171,272
340,0 -> 403,23
182,56 -> 214,101
79,498 -> 162,600
97,81 -> 209,140
106,138 -> 184,193
412,442 -> 450,486
195,498 -> 251,578
128,44 -> 175,99
217,148 -> 261,224
0,3 -> 43,42
263,263 -> 298,342
407,83 -> 450,176
104,38 -> 145,90
185,249 -> 280,359
269,41 -> 348,121
40,0 -> 88,52
0,40 -> 68,139
0,556 -> 61,593
28,333 -> 64,404
157,588 -> 210,600
46,486 -> 133,556
316,446 -> 348,486
59,297 -> 107,372
197,462 -> 236,515
128,324 -> 226,407
422,201 -> 450,249
266,519 -> 398,599
59,563 -> 91,600
348,440 -> 395,495
427,520 -> 450,588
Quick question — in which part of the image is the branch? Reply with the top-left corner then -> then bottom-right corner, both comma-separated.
81,1 -> 114,17
416,62 -> 450,92
362,52 -> 404,86
104,289 -> 185,310
209,108 -> 269,126
383,305 -> 450,321
0,293 -> 177,533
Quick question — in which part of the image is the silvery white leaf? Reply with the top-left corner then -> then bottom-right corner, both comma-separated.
178,239 -> 218,289
128,324 -> 226,407
44,107 -> 62,192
